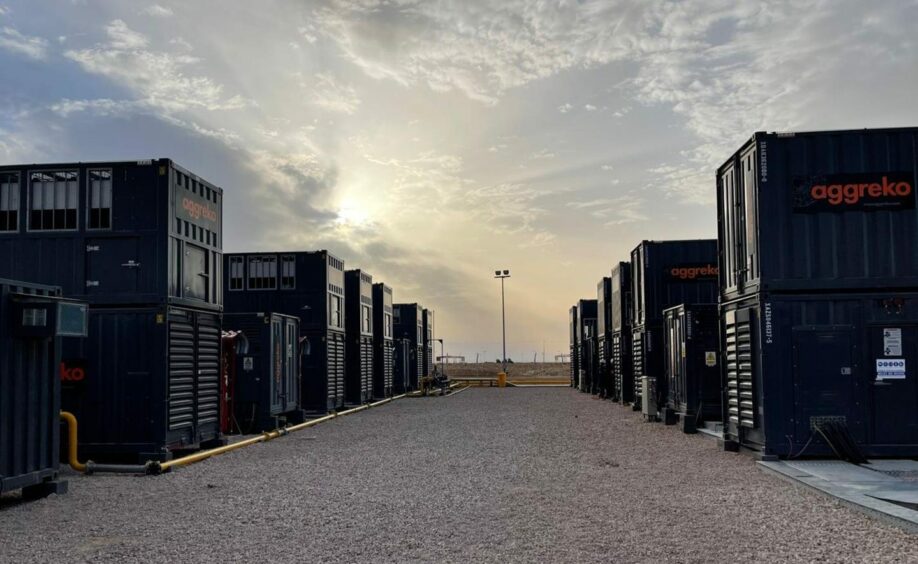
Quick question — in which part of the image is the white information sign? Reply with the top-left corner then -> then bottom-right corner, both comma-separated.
876,358 -> 906,380
883,328 -> 902,356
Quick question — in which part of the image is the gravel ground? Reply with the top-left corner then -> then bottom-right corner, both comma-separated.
2,387 -> 918,563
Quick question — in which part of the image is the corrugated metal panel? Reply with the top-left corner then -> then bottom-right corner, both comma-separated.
0,280 -> 65,495
611,262 -> 632,333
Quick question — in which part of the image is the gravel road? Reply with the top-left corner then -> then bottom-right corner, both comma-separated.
2,387 -> 917,563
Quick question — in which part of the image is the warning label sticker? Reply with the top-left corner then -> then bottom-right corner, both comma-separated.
876,358 -> 906,380
883,328 -> 902,356
243,357 -> 254,371
705,352 -> 717,367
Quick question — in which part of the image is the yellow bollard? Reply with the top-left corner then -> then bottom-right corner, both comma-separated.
497,372 -> 507,387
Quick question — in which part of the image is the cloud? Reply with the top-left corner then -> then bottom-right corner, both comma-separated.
310,73 -> 361,114
558,103 -> 573,113
529,149 -> 556,160
600,164 -> 614,171
566,194 -> 648,226
105,19 -> 148,49
142,4 -> 174,17
584,104 -> 597,111
65,20 -> 247,113
0,26 -> 49,60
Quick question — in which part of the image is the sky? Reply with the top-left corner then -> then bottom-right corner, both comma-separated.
1,1 -> 917,362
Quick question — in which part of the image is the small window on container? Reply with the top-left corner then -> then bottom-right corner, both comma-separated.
384,312 -> 392,338
247,255 -> 277,290
0,173 -> 20,232
362,305 -> 371,333
280,255 -> 296,289
88,169 -> 112,229
328,294 -> 342,328
228,256 -> 244,291
29,171 -> 78,231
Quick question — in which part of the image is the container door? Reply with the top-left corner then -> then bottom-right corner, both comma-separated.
182,243 -> 209,301
271,317 -> 283,413
85,237 -> 141,294
285,319 -> 299,411
792,327 -> 864,443
869,326 -> 918,445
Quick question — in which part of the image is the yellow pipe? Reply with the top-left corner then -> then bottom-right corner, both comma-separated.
59,411 -> 87,473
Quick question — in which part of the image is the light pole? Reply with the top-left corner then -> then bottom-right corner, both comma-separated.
494,269 -> 510,373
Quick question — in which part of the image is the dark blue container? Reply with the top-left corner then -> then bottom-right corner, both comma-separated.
722,292 -> 918,457
610,261 -> 633,404
718,128 -> 918,302
393,303 -> 423,392
224,251 -> 346,414
630,240 -> 718,407
0,160 -> 224,461
223,312 -> 302,433
596,277 -> 612,398
1,279 -> 87,498
569,305 -> 579,388
372,283 -> 394,399
663,303 -> 721,431
576,299 -> 597,393
345,270 -> 374,405
0,160 -> 222,308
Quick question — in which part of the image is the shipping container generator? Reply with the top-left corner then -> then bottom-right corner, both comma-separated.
717,128 -> 918,457
423,308 -> 435,377
717,127 -> 918,302
630,240 -> 718,412
393,303 -> 423,392
0,160 -> 224,461
1,279 -> 87,498
345,270 -> 374,405
721,293 -> 918,457
577,299 -> 598,393
222,313 -> 302,433
224,251 -> 346,415
372,283 -> 394,399
597,277 -> 613,398
662,304 -> 721,433
569,305 -> 579,388
611,262 -> 633,404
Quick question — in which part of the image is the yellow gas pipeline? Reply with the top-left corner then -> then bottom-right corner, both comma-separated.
59,411 -> 86,473
62,387 -> 458,476
151,394 -> 407,474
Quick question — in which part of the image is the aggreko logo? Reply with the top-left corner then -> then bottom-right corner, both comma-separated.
182,197 -> 218,222
669,265 -> 719,280
811,176 -> 913,205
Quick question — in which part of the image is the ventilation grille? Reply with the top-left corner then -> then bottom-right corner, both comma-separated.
725,311 -> 755,428
168,316 -> 195,431
361,337 -> 373,396
328,331 -> 345,403
384,344 -> 394,390
612,336 -> 622,394
196,314 -> 221,426
632,330 -> 644,402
